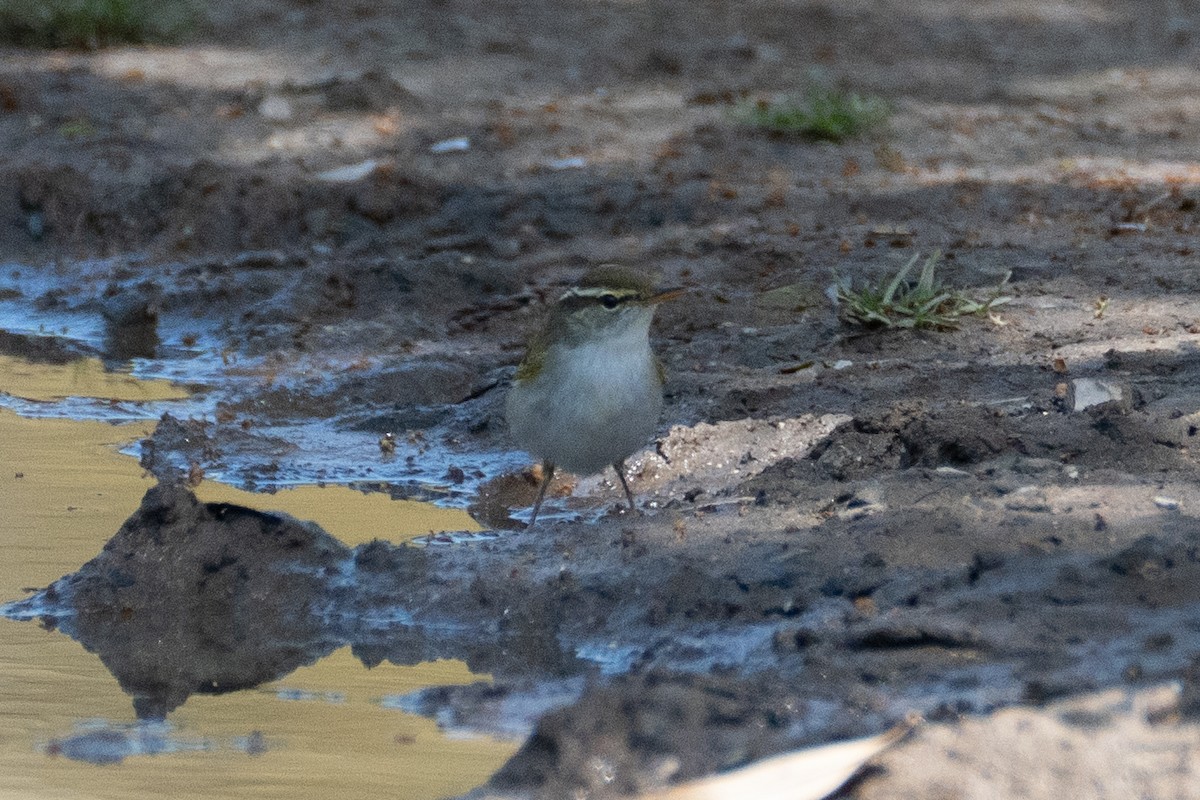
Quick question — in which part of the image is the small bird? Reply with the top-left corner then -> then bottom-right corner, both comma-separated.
506,265 -> 682,526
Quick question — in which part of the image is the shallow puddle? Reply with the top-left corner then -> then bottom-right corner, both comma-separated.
192,482 -> 481,545
0,353 -> 193,405
0,361 -> 513,799
0,274 -> 524,503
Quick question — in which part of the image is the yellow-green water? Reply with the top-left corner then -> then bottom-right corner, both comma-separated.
0,354 -> 192,403
0,359 -> 513,799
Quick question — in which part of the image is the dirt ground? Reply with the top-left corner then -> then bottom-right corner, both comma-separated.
5,0 -> 1200,797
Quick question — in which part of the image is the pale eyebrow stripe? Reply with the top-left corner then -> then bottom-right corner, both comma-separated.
557,287 -> 640,302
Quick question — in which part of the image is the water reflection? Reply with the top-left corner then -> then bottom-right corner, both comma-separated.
0,619 -> 513,799
192,481 -> 482,545
0,406 -> 513,799
0,353 -> 190,404
35,483 -> 347,720
12,479 -> 548,719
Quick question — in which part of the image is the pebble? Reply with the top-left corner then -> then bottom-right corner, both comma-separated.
935,466 -> 972,478
1067,378 -> 1130,412
1154,496 -> 1180,510
546,156 -> 587,170
258,94 -> 293,121
430,136 -> 470,153
315,159 -> 379,183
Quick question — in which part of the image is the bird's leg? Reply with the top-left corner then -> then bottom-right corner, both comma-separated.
612,459 -> 636,512
527,461 -> 556,528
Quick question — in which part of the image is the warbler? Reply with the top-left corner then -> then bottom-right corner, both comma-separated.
506,265 -> 682,526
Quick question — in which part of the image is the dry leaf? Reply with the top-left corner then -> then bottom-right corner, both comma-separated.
186,462 -> 204,488
873,144 -> 909,173
372,113 -> 401,136
754,283 -> 822,312
638,726 -> 910,800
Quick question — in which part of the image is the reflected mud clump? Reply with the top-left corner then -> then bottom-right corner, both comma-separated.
43,482 -> 349,720
45,720 -> 217,765
9,476 -> 570,730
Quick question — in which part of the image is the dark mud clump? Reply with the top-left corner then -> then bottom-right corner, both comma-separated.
752,400 -> 1200,493
38,482 -> 350,719
485,671 -> 815,799
0,329 -> 98,364
99,288 -> 160,361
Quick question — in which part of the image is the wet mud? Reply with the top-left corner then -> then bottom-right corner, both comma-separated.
6,0 -> 1200,797
10,427 -> 1200,796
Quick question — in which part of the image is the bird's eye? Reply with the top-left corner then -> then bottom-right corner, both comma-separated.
600,294 -> 620,309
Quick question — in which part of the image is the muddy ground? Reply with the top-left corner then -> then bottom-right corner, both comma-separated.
4,0 -> 1200,796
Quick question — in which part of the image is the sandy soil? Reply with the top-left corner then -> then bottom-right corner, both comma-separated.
4,0 -> 1200,796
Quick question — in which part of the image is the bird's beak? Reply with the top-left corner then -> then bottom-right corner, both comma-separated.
648,287 -> 687,304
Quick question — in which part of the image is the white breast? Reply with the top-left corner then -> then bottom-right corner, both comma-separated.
506,314 -> 663,475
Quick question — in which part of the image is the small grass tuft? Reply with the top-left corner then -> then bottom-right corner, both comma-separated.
836,251 -> 1011,331
735,85 -> 890,142
0,0 -> 193,49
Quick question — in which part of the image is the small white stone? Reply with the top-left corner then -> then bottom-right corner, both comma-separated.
1154,496 -> 1180,510
935,466 -> 972,478
546,156 -> 587,170
315,159 -> 378,183
258,94 -> 293,121
1068,378 -> 1130,412
430,136 -> 471,153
